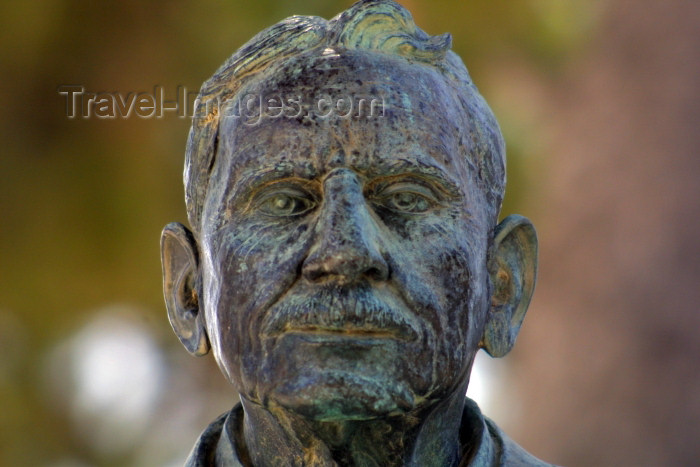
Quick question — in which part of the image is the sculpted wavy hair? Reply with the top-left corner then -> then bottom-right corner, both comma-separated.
184,0 -> 505,232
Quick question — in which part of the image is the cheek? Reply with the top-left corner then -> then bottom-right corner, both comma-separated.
386,212 -> 484,299
206,219 -> 314,313
385,214 -> 489,356
201,219 -> 314,379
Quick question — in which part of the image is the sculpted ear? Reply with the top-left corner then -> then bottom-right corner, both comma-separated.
481,215 -> 538,358
161,222 -> 210,356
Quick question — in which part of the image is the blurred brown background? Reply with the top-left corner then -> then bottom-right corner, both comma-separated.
1,1 -> 698,465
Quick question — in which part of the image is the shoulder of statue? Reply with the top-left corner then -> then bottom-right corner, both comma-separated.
185,405 -> 245,467
460,398 -> 557,467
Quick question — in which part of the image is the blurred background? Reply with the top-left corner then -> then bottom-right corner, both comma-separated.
1,0 -> 698,465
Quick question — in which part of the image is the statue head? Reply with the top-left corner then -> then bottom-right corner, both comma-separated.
161,0 -> 537,422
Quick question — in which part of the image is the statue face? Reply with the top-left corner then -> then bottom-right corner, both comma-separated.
199,51 -> 493,420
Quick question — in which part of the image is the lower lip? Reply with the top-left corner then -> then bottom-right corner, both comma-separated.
279,329 -> 398,343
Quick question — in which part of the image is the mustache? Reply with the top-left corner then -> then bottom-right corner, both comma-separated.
260,283 -> 420,341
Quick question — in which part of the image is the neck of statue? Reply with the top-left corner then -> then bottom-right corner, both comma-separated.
239,386 -> 469,467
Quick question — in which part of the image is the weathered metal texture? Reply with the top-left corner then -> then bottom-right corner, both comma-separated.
161,1 -> 543,465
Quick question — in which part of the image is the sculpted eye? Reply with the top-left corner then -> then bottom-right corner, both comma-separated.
257,191 -> 316,217
372,183 -> 439,214
385,192 -> 432,213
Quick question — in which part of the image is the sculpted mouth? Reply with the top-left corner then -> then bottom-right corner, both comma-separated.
261,283 -> 420,342
278,324 -> 398,338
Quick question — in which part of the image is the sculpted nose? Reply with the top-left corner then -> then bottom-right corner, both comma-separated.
302,170 -> 389,284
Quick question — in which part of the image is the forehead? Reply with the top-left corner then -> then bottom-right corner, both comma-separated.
215,50 -> 475,191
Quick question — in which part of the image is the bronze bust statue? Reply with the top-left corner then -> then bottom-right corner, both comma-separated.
161,1 -> 548,465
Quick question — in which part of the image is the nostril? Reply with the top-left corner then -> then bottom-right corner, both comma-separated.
367,266 -> 384,281
367,256 -> 391,281
302,263 -> 326,282
302,252 -> 389,283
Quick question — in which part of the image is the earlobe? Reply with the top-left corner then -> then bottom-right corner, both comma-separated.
481,214 -> 538,358
161,222 -> 210,356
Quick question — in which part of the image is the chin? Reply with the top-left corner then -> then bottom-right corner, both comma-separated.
255,332 -> 437,421
267,369 -> 419,421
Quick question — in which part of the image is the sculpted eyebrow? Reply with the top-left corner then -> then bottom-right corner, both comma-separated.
366,157 -> 462,197
227,155 -> 461,204
227,164 -> 317,204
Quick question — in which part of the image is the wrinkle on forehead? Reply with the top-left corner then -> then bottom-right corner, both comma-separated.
209,51 -> 480,212
215,112 -> 465,206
